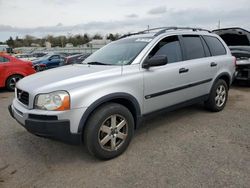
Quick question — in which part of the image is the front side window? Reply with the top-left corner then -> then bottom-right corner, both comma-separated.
0,56 -> 9,63
83,38 -> 151,65
147,35 -> 182,63
182,35 -> 205,60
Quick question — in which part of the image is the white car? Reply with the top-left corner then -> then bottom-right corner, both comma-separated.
14,54 -> 37,62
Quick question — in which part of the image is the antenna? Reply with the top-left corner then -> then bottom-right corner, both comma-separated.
218,20 -> 221,29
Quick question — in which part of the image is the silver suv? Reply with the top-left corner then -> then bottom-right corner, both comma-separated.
9,27 -> 235,159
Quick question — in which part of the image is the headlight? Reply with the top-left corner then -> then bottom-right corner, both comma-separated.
34,91 -> 70,111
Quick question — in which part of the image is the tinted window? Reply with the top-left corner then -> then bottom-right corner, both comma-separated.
200,37 -> 211,57
0,56 -> 9,63
203,36 -> 227,56
148,35 -> 182,63
51,55 -> 60,60
182,35 -> 205,60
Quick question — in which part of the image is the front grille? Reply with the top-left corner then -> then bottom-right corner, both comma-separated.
16,88 -> 29,106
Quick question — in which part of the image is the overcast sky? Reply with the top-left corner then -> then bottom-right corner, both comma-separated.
0,0 -> 250,42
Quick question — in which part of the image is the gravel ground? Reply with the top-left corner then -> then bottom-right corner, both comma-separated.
0,86 -> 249,188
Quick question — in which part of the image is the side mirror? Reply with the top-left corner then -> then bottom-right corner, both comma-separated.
142,55 -> 168,69
48,58 -> 52,61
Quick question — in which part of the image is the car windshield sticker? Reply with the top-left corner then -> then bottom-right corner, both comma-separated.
135,38 -> 152,43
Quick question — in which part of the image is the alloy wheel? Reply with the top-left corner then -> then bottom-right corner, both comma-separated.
215,85 -> 226,107
98,114 -> 128,151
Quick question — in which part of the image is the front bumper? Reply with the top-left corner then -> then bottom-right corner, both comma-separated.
8,102 -> 82,145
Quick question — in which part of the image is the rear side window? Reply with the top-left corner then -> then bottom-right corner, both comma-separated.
203,36 -> 227,56
148,35 -> 182,63
182,35 -> 205,60
0,56 -> 9,63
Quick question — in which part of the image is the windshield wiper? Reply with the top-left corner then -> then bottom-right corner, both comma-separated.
87,62 -> 108,65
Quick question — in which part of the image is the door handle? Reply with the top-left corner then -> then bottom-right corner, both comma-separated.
179,68 -> 189,74
210,62 -> 217,67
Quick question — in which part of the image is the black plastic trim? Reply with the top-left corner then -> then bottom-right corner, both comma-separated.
24,119 -> 81,144
77,93 -> 141,133
213,72 -> 232,88
136,94 -> 209,128
145,94 -> 208,116
145,78 -> 212,99
8,105 -> 14,118
28,114 -> 58,120
8,105 -> 81,145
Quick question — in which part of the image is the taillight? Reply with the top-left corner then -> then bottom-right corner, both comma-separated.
39,64 -> 46,67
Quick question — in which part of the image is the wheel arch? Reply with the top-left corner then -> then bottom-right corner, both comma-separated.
213,72 -> 231,89
78,93 -> 142,134
5,73 -> 24,87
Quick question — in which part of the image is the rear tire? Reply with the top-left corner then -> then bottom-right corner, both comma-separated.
84,103 -> 134,160
6,75 -> 23,91
205,79 -> 228,112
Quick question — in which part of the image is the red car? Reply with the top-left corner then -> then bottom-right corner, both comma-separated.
0,53 -> 36,91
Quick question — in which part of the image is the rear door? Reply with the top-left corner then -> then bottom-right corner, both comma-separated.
178,34 -> 217,98
202,35 -> 229,79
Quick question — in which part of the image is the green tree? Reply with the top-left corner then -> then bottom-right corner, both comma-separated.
107,33 -> 120,41
93,34 -> 103,40
6,37 -> 14,47
83,34 -> 90,44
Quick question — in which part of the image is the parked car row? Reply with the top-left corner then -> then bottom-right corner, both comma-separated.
0,51 -> 91,91
32,52 -> 90,71
14,52 -> 47,62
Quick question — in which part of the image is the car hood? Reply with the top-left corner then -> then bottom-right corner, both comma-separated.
17,64 -> 122,93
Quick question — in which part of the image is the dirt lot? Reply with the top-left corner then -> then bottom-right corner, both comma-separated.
0,86 -> 249,188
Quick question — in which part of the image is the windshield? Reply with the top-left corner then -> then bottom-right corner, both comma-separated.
38,53 -> 53,60
83,38 -> 152,65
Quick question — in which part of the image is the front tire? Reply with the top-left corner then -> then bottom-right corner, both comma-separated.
205,79 -> 228,112
84,103 -> 134,160
6,75 -> 23,91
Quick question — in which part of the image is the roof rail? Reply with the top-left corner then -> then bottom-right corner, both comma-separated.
119,27 -> 173,39
119,27 -> 211,39
154,27 -> 211,36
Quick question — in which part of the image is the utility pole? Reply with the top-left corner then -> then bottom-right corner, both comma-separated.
147,25 -> 150,32
218,20 -> 221,29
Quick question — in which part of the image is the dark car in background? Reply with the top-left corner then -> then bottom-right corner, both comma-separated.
63,53 -> 91,65
213,27 -> 250,83
32,53 -> 66,71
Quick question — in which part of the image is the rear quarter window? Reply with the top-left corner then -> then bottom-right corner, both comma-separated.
203,36 -> 227,56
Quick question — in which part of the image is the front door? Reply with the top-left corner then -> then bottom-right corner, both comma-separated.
143,35 -> 189,114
